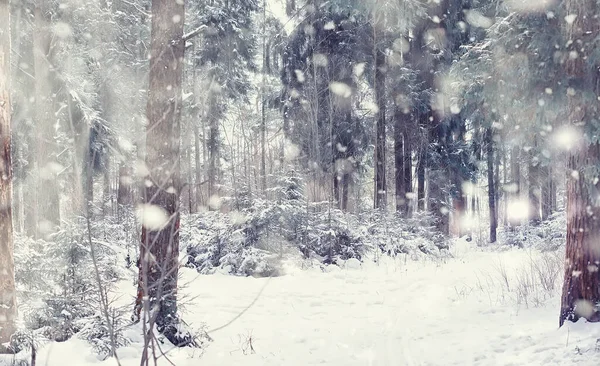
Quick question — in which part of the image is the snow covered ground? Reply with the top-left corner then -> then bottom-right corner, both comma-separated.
14,239 -> 600,365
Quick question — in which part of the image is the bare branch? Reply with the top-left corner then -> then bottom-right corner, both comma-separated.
183,25 -> 207,42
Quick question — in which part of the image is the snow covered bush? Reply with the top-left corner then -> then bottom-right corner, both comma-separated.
14,215 -> 130,355
500,211 -> 566,251
184,174 -> 451,275
185,173 -> 370,275
367,210 -> 449,258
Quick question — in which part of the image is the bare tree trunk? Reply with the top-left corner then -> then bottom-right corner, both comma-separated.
417,143 -> 426,211
187,129 -> 193,213
541,164 -> 552,221
509,145 -> 521,226
117,164 -> 133,206
403,132 -> 413,216
486,127 -> 497,243
416,107 -> 428,212
0,0 -> 16,351
559,0 -> 600,326
394,108 -> 406,213
33,3 -> 60,238
207,91 -> 219,202
194,124 -> 202,209
528,139 -> 541,225
136,0 -> 191,346
103,159 -> 111,215
502,146 -> 508,226
340,174 -> 349,211
373,47 -> 386,209
260,0 -> 267,194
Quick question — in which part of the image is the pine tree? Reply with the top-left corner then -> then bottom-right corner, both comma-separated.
189,0 -> 258,200
281,7 -> 371,210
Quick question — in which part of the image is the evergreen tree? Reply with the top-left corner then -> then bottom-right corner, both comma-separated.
189,0 -> 258,200
281,6 -> 372,210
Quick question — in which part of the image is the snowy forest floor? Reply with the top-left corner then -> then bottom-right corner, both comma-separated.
15,239 -> 600,365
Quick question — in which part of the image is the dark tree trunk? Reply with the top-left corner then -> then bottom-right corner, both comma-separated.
260,2 -> 267,194
486,128 -> 497,243
136,0 -> 191,346
103,159 -> 111,215
541,164 -> 552,221
417,147 -> 425,211
509,145 -> 521,226
194,124 -> 202,209
403,131 -> 413,216
559,0 -> 600,326
117,164 -> 133,206
341,174 -> 349,211
560,145 -> 600,325
394,108 -> 406,213
207,92 -> 219,201
0,0 -> 16,351
373,48 -> 386,209
528,139 -> 541,224
428,116 -> 449,234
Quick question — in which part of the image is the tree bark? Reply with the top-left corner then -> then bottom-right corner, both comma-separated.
136,0 -> 190,346
560,145 -> 600,325
194,123 -> 202,209
207,91 -> 219,202
394,108 -> 406,213
528,139 -> 541,224
260,0 -> 267,194
486,127 -> 497,243
541,164 -> 552,221
559,0 -> 600,326
509,145 -> 521,226
117,164 -> 133,206
374,47 -> 386,210
0,0 -> 16,352
403,131 -> 413,216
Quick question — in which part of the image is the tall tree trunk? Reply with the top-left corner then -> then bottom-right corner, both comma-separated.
417,149 -> 425,211
207,91 -> 219,202
394,108 -> 406,213
32,4 -> 60,238
509,145 -> 521,226
502,146 -> 508,226
0,0 -> 16,351
428,118 -> 448,234
117,164 -> 132,206
260,0 -> 267,194
403,130 -> 413,216
186,129 -> 193,213
103,159 -> 111,215
486,127 -> 497,243
559,0 -> 600,326
373,47 -> 386,209
528,139 -> 541,224
541,164 -> 552,221
340,174 -> 349,211
193,124 -> 202,209
136,0 -> 190,346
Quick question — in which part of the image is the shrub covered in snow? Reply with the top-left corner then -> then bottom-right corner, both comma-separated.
184,173 -> 449,276
499,211 -> 566,251
13,214 -> 132,357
